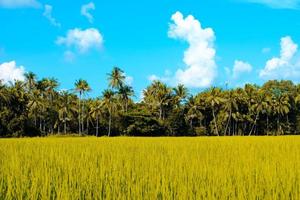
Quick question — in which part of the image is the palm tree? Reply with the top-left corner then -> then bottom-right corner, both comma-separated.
75,79 -> 91,134
44,78 -> 59,134
173,84 -> 188,106
273,94 -> 290,135
90,99 -> 103,137
24,72 -> 37,92
118,85 -> 134,112
108,67 -> 125,89
206,87 -> 224,136
27,89 -> 43,128
143,81 -> 172,120
58,91 -> 77,134
223,90 -> 238,136
248,90 -> 268,136
102,89 -> 115,136
185,96 -> 203,128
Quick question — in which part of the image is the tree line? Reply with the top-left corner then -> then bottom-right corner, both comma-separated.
1,67 -> 300,137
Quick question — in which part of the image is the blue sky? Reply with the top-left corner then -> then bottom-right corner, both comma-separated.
0,0 -> 300,98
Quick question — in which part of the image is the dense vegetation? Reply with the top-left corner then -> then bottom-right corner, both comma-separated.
1,67 -> 300,137
1,137 -> 300,199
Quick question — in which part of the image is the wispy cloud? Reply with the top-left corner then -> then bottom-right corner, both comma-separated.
241,0 -> 300,9
81,2 -> 95,23
0,0 -> 41,8
43,4 -> 61,27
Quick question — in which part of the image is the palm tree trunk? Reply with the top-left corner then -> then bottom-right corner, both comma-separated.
212,107 -> 219,136
249,112 -> 259,136
96,114 -> 99,137
159,106 -> 162,120
82,99 -> 84,134
78,94 -> 81,135
266,115 -> 269,135
224,109 -> 232,136
277,114 -> 280,135
64,118 -> 67,134
108,111 -> 112,137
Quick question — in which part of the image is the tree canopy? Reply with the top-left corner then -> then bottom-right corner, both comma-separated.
1,69 -> 300,137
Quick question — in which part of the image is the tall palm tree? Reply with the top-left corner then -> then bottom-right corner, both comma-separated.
102,89 -> 115,136
24,72 -> 37,92
108,67 -> 125,89
75,79 -> 91,134
90,99 -> 103,137
118,85 -> 134,112
223,90 -> 238,136
58,91 -> 77,134
27,89 -> 43,128
44,78 -> 59,134
185,96 -> 203,128
173,84 -> 188,106
143,81 -> 172,120
248,90 -> 268,136
273,94 -> 290,135
206,87 -> 224,136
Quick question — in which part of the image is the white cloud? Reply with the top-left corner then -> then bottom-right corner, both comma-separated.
233,60 -> 252,78
260,36 -> 300,80
243,0 -> 300,9
43,4 -> 61,27
167,11 -> 217,88
0,0 -> 40,8
148,70 -> 173,84
0,61 -> 25,84
56,28 -> 103,53
81,2 -> 95,23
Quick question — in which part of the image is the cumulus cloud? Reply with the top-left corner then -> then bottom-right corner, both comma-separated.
233,60 -> 252,78
56,28 -> 103,53
242,0 -> 300,9
0,0 -> 40,8
43,4 -> 61,27
81,2 -> 95,23
260,36 -> 300,80
0,61 -> 25,84
167,11 -> 217,88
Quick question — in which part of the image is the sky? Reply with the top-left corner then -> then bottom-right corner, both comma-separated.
0,0 -> 300,99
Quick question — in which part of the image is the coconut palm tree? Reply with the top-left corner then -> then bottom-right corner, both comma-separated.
58,91 -> 77,134
75,79 -> 91,134
118,85 -> 134,112
89,99 -> 103,137
24,72 -> 37,92
108,67 -> 125,89
206,87 -> 224,136
273,94 -> 290,135
173,84 -> 188,106
223,90 -> 238,136
143,81 -> 172,120
102,89 -> 115,136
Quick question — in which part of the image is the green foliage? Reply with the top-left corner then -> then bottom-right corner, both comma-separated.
1,70 -> 300,137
